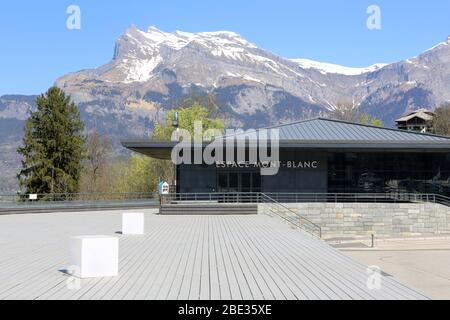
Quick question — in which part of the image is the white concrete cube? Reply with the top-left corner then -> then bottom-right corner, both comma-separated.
69,236 -> 119,279
122,212 -> 145,235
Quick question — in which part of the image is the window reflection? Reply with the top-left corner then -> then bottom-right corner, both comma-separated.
328,152 -> 450,196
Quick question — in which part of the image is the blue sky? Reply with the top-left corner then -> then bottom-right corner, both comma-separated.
0,0 -> 449,95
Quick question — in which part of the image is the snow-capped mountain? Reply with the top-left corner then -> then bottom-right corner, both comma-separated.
1,26 -> 449,192
3,26 -> 450,141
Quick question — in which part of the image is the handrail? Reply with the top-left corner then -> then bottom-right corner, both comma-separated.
160,192 -> 450,207
160,192 -> 261,205
254,193 -> 450,207
259,193 -> 322,238
159,192 -> 322,238
2,192 -> 448,208
159,192 -> 450,237
0,192 -> 159,204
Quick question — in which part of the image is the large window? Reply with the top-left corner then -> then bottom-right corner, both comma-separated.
328,152 -> 450,196
217,171 -> 261,193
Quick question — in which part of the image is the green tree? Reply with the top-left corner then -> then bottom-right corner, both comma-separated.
358,113 -> 384,126
329,102 -> 383,127
121,155 -> 173,193
115,102 -> 225,193
433,104 -> 450,136
153,102 -> 225,140
17,87 -> 85,194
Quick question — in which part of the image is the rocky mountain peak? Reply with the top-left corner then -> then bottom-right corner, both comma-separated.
2,28 -> 450,193
33,29 -> 449,141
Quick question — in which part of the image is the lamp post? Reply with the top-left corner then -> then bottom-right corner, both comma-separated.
173,112 -> 179,193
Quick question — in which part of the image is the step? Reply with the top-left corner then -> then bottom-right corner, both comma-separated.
159,203 -> 258,215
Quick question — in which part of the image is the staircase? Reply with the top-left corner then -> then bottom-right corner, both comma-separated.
159,202 -> 258,215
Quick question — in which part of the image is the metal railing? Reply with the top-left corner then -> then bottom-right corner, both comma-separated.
2,191 -> 448,206
159,192 -> 450,238
254,192 -> 450,207
0,192 -> 159,204
1,191 -> 448,221
259,193 -> 322,238
160,192 -> 450,207
160,192 -> 322,238
0,193 -> 160,213
411,194 -> 450,207
160,192 -> 261,205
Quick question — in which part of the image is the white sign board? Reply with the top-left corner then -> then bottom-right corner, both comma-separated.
159,181 -> 170,195
29,194 -> 38,200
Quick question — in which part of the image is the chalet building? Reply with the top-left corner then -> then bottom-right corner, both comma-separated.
395,108 -> 436,133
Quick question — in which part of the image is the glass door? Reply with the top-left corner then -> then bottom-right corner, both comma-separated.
241,173 -> 251,193
216,171 -> 261,193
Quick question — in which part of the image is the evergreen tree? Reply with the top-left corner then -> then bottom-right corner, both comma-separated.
17,87 -> 85,194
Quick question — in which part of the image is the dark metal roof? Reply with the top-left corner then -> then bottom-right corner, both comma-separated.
223,118 -> 450,143
121,118 -> 450,159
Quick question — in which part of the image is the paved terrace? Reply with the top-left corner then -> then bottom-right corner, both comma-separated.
0,210 -> 427,300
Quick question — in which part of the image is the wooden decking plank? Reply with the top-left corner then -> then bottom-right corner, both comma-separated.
218,215 -> 258,300
292,230 -> 427,300
232,215 -> 314,300
176,216 -> 203,300
188,216 -> 208,300
147,217 -> 198,300
88,218 -> 175,300
251,220 -> 334,300
130,218 -> 183,300
259,218 -> 403,300
225,216 -> 271,300
257,218 -> 367,300
214,216 -> 244,300
0,211 -> 428,300
154,216 -> 199,300
207,216 -> 221,300
199,216 -> 211,300
224,216 -> 279,300
100,218 -> 180,300
210,215 -> 231,300
52,213 -> 160,300
255,217 -> 352,300
165,216 -> 201,300
0,215 -> 115,300
235,215 -> 323,300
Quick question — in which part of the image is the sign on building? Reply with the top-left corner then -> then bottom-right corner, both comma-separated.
159,181 -> 170,195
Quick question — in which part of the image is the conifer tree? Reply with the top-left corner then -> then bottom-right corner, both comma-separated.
17,86 -> 85,194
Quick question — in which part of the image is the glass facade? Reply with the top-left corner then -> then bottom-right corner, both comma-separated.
178,151 -> 450,196
217,171 -> 261,193
328,152 -> 450,196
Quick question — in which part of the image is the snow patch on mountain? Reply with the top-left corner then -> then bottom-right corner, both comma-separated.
226,72 -> 265,84
290,58 -> 388,75
424,36 -> 450,53
120,56 -> 162,83
114,26 -> 272,83
132,26 -> 258,54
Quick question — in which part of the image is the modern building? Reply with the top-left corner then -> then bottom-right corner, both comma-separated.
395,108 -> 436,133
122,118 -> 450,197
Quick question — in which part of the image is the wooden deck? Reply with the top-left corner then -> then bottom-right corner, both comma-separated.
0,210 -> 427,300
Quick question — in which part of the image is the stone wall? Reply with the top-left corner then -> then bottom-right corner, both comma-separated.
259,202 -> 450,238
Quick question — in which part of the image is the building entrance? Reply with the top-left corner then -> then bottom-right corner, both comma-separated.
217,171 -> 261,193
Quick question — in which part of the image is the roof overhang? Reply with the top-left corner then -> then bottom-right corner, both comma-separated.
121,140 -> 177,160
121,139 -> 450,160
